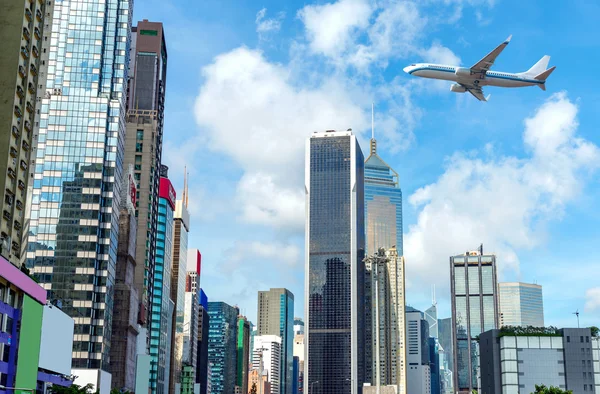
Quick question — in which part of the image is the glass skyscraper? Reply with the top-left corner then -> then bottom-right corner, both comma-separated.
498,282 -> 544,327
305,130 -> 365,394
207,301 -> 239,394
364,138 -> 402,256
150,171 -> 176,394
26,0 -> 132,371
450,248 -> 498,394
257,288 -> 295,394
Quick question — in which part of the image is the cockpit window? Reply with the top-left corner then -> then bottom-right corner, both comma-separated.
410,64 -> 416,66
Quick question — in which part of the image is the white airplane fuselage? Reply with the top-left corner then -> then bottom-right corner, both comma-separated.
403,63 -> 544,89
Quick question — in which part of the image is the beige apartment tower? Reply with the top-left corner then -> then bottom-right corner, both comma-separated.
0,0 -> 49,265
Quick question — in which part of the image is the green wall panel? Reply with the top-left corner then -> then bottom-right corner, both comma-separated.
15,295 -> 43,393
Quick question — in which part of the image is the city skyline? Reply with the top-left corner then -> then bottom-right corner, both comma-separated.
126,0 -> 600,331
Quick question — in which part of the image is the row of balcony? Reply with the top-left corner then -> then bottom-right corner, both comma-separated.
6,162 -> 27,179
4,193 -> 24,212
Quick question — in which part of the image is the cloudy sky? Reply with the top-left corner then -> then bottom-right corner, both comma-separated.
133,0 -> 600,328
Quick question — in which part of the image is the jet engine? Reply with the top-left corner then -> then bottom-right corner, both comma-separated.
454,67 -> 471,78
450,84 -> 466,93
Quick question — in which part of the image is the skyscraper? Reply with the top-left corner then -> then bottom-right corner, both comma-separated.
364,132 -> 403,256
26,0 -> 133,373
406,307 -> 431,394
208,301 -> 239,394
437,317 -> 454,394
498,282 -> 544,327
253,335 -> 283,394
294,318 -> 305,335
237,316 -> 251,394
305,130 -> 365,394
450,247 -> 499,394
169,180 -> 191,394
363,247 -> 407,393
0,0 -> 49,266
124,20 -> 168,329
257,288 -> 294,394
197,289 -> 210,394
150,170 -> 176,394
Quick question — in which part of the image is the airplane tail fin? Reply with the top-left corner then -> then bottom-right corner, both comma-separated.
534,65 -> 556,90
524,55 -> 551,77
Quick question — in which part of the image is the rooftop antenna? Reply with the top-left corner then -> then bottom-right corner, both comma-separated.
573,310 -> 580,328
432,284 -> 437,307
370,102 -> 377,156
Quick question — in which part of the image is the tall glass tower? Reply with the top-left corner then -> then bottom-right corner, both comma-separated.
498,282 -> 544,327
151,170 -> 176,394
26,0 -> 133,371
207,301 -> 239,394
364,137 -> 402,256
305,130 -> 365,394
450,247 -> 498,394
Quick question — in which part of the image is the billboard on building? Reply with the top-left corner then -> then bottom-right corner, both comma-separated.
159,177 -> 176,210
39,304 -> 74,376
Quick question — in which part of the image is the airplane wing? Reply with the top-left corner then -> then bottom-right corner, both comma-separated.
470,35 -> 512,76
463,84 -> 490,102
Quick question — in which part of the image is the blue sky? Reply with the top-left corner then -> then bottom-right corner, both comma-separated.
133,0 -> 600,328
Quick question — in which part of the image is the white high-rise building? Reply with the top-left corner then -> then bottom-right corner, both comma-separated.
253,335 -> 282,394
498,282 -> 544,327
406,307 -> 431,394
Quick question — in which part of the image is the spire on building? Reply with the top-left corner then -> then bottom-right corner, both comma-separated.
370,102 -> 377,155
182,166 -> 189,207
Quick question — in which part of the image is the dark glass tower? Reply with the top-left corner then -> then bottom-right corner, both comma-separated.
305,130 -> 365,394
207,301 -> 239,394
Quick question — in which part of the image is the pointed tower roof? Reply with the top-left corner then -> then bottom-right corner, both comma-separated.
364,104 -> 400,186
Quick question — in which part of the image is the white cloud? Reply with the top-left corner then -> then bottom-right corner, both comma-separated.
421,41 -> 461,65
405,92 -> 599,292
194,47 -> 368,230
297,0 -> 373,56
226,240 -> 302,270
585,288 -> 600,312
256,8 -> 285,36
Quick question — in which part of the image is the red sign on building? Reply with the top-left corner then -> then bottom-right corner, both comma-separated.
159,177 -> 176,210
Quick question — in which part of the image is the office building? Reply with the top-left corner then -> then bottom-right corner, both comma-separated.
258,288 -> 294,394
437,318 -> 454,394
292,356 -> 299,394
0,0 -> 49,266
480,327 -> 600,394
149,171 -> 176,394
428,337 -> 441,394
425,297 -> 438,339
208,301 -> 239,394
237,316 -> 251,394
25,0 -> 133,371
305,130 -> 366,394
249,368 -> 272,394
169,181 -> 191,394
187,249 -> 201,294
498,282 -> 544,328
108,167 -> 140,391
406,307 -> 431,394
182,285 -> 198,382
294,318 -> 305,335
364,247 -> 407,393
197,290 -> 210,394
124,20 -> 168,328
253,335 -> 283,394
450,247 -> 499,394
293,334 -> 304,394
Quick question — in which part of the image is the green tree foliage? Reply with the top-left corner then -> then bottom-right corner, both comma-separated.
49,383 -> 97,394
590,326 -> 599,338
531,384 -> 573,394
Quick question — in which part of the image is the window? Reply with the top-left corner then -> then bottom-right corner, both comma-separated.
581,336 -> 584,342
567,336 -> 571,342
586,336 -> 589,342
136,130 -> 144,140
135,142 -> 143,152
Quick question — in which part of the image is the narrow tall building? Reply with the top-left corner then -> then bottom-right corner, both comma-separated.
305,130 -> 365,394
450,247 -> 499,394
150,169 -> 176,394
26,0 -> 133,375
208,301 -> 239,394
237,316 -> 251,394
124,20 -> 168,330
363,124 -> 405,392
257,288 -> 294,394
197,289 -> 210,394
109,166 -> 140,391
406,307 -> 431,394
253,335 -> 283,394
498,282 -> 544,327
169,178 -> 191,394
364,248 -> 406,393
0,0 -> 48,266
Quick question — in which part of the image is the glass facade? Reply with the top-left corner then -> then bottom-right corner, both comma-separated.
26,0 -> 132,370
207,301 -> 239,394
450,252 -> 498,393
364,139 -> 403,256
305,131 -> 365,394
150,185 -> 174,394
498,282 -> 544,327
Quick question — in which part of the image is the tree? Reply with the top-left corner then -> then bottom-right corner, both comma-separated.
531,384 -> 573,394
250,383 -> 258,394
49,383 -> 96,394
590,326 -> 599,338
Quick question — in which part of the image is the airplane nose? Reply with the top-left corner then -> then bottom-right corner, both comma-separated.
403,66 -> 411,73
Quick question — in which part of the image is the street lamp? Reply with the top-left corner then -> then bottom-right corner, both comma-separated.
310,381 -> 319,394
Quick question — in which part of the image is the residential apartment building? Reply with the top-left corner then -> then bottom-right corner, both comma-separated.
305,130 -> 366,394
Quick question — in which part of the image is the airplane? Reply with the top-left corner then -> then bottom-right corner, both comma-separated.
403,35 -> 556,101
